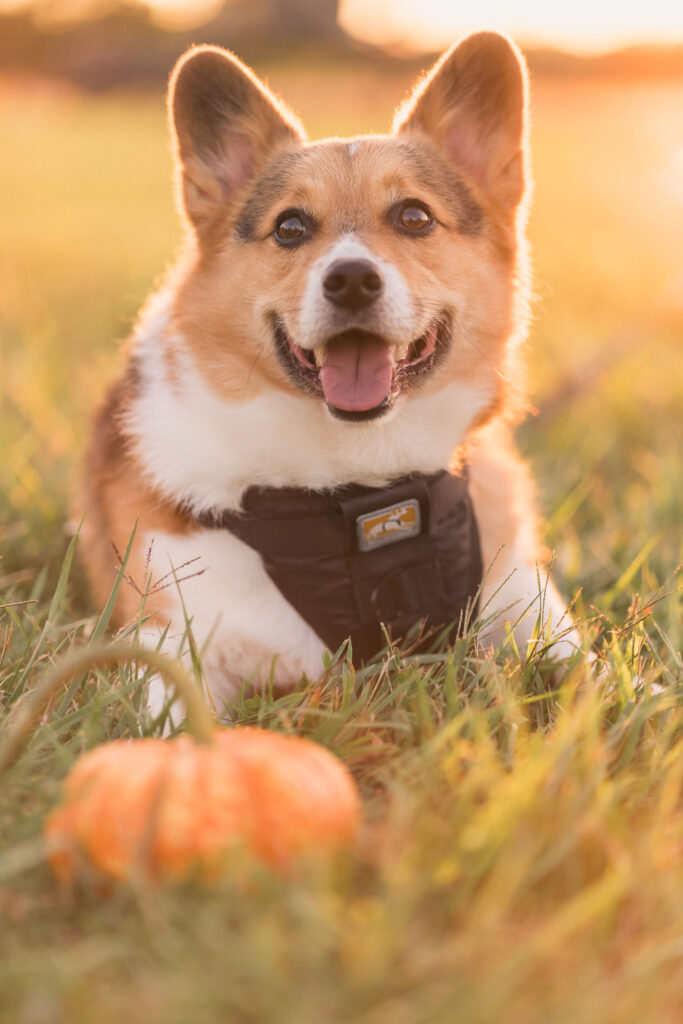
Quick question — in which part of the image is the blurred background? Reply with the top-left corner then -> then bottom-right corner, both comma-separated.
1,0 -> 682,624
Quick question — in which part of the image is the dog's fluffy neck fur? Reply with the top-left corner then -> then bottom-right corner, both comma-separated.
125,288 -> 495,515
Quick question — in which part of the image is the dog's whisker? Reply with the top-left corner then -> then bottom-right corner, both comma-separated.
241,341 -> 269,402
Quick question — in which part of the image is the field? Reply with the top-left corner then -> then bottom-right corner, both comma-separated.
1,61 -> 682,1023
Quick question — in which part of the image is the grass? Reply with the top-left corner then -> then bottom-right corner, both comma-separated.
1,64 -> 682,1023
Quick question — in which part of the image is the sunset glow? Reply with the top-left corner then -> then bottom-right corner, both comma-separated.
338,0 -> 683,54
1,0 -> 683,52
141,0 -> 683,53
145,0 -> 223,29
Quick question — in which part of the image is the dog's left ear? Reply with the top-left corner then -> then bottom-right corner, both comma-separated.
394,32 -> 529,210
169,45 -> 305,232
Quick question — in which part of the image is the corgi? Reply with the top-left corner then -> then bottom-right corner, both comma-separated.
81,31 -> 580,719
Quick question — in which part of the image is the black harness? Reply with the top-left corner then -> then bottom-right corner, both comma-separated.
196,470 -> 482,663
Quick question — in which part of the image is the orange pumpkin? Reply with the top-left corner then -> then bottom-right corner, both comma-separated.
45,727 -> 360,882
0,642 -> 360,884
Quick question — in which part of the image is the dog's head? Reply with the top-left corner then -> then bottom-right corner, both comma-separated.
168,33 -> 529,427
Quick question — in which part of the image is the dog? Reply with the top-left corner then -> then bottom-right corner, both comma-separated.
81,31 -> 580,720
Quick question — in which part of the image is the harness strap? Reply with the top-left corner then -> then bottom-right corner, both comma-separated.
193,469 -> 482,662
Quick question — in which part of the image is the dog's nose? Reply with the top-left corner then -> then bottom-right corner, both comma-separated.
323,259 -> 384,311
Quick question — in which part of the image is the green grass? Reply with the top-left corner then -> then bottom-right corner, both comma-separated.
1,67 -> 682,1023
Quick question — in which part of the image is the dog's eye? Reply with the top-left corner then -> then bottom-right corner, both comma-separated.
398,202 -> 432,232
275,212 -> 307,244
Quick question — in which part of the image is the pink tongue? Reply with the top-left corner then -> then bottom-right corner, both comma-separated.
319,332 -> 394,412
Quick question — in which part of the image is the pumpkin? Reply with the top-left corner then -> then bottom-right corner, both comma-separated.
0,643 -> 360,884
45,727 -> 360,882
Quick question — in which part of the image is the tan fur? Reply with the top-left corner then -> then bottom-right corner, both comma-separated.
81,33 -> 575,673
175,139 -> 518,409
394,31 -> 530,211
170,45 -> 305,233
467,421 -> 539,572
80,371 -> 190,625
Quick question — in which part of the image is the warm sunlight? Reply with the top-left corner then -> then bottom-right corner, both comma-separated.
144,0 -> 223,29
337,0 -> 683,53
3,0 -> 683,1017
3,0 -> 683,52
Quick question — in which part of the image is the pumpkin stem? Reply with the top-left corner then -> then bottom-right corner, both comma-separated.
0,641 -> 216,774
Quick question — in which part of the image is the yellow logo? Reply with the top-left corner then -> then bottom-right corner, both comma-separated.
356,499 -> 421,551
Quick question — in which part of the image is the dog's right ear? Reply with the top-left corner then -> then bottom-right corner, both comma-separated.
394,32 -> 529,211
169,46 -> 304,232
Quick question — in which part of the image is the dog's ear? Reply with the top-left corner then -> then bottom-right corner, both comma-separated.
169,46 -> 304,231
394,32 -> 529,210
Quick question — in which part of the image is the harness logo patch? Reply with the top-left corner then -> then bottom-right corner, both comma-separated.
356,499 -> 421,552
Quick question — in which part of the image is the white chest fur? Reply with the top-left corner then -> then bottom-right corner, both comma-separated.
125,296 -> 492,515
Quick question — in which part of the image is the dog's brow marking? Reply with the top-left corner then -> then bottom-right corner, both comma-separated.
398,141 -> 484,236
234,150 -> 304,241
347,141 -> 360,158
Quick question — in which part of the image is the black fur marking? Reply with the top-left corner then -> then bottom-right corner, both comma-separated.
271,314 -> 323,397
235,151 -> 307,241
399,141 -> 484,236
327,401 -> 392,422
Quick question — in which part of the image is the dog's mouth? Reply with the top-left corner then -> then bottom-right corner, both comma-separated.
273,317 -> 449,421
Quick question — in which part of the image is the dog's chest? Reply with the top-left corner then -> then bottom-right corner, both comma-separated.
127,314 -> 493,515
143,469 -> 482,716
193,471 -> 482,663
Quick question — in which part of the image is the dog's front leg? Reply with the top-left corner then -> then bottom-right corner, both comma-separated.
138,526 -> 327,728
478,548 -> 581,664
468,423 -> 582,667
